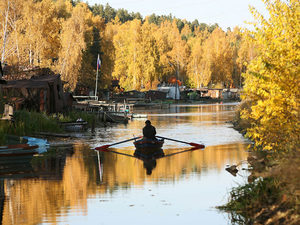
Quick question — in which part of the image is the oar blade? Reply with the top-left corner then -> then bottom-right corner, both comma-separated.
95,144 -> 111,152
189,143 -> 205,149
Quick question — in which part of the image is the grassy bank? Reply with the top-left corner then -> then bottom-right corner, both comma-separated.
0,110 -> 99,145
219,152 -> 300,224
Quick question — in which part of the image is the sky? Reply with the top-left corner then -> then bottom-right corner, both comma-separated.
86,0 -> 268,30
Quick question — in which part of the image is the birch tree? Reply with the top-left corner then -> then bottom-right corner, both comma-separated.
241,0 -> 300,152
57,2 -> 87,91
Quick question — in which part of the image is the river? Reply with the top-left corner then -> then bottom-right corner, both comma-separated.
1,103 -> 249,225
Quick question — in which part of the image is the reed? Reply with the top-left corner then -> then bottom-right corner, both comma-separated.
217,177 -> 283,223
0,110 -> 99,145
0,110 -> 63,145
53,111 -> 96,125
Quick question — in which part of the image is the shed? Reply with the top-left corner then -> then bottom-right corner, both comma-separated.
222,88 -> 240,100
1,74 -> 65,113
204,88 -> 223,99
157,86 -> 180,100
145,90 -> 167,100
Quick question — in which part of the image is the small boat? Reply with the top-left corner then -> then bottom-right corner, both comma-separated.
104,112 -> 130,123
130,113 -> 148,119
133,138 -> 164,152
0,144 -> 29,149
0,144 -> 38,157
60,119 -> 88,131
0,144 -> 38,176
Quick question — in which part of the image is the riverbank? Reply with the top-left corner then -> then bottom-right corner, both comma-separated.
0,110 -> 104,145
150,98 -> 239,105
0,100 -> 234,145
218,103 -> 300,225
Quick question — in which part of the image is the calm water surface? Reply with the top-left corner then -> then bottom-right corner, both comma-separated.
1,103 -> 249,225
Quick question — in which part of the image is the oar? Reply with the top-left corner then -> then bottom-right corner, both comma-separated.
95,136 -> 141,151
164,146 -> 204,158
156,135 -> 205,149
95,148 -> 136,158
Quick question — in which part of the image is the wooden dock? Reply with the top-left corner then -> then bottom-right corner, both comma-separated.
73,100 -> 132,123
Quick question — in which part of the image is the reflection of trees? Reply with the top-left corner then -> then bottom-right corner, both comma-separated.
1,141 -> 247,225
0,181 -> 4,225
145,104 -> 237,126
2,143 -> 99,225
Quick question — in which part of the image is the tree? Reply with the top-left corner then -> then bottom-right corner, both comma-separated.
56,2 -> 88,91
100,17 -> 121,89
0,0 -> 21,63
78,15 -> 105,91
187,30 -> 209,88
197,28 -> 233,88
90,4 -> 104,17
181,24 -> 193,41
241,0 -> 300,152
191,19 -> 199,32
104,3 -> 116,23
166,20 -> 189,84
11,0 -> 61,67
140,21 -> 161,89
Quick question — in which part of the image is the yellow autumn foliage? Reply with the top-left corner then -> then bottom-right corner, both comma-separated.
241,0 -> 300,152
0,0 -> 259,91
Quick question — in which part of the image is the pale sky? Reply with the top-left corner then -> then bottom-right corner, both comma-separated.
86,0 -> 268,30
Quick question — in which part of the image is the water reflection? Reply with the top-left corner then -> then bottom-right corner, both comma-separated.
0,103 -> 248,225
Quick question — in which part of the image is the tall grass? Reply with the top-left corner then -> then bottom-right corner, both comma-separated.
53,111 -> 96,125
217,177 -> 283,224
16,110 -> 64,135
16,110 -> 64,134
0,110 -> 63,145
0,110 -> 99,145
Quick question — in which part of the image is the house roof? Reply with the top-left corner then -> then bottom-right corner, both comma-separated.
1,74 -> 61,89
2,79 -> 49,89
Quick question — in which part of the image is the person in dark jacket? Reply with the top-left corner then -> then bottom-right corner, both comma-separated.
143,120 -> 156,140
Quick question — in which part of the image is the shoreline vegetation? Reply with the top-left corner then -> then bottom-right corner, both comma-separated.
218,103 -> 300,224
0,98 -> 235,145
0,110 -> 100,145
1,98 -> 243,146
218,107 -> 300,225
217,0 -> 299,224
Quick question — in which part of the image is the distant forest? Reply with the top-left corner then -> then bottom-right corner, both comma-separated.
0,0 -> 255,91
89,2 -> 219,32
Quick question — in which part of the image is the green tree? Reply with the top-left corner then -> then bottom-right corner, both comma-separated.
78,15 -> 105,91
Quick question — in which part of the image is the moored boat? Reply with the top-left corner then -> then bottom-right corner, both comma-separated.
0,144 -> 38,157
0,144 -> 38,174
60,120 -> 88,131
130,113 -> 148,119
105,112 -> 130,123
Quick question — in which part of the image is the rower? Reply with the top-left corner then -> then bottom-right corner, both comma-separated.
143,120 -> 157,140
